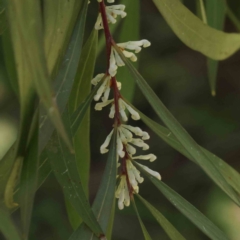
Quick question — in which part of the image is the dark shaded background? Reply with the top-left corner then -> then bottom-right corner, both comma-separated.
1,0 -> 240,239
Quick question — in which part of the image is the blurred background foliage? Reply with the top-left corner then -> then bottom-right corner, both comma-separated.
1,0 -> 240,239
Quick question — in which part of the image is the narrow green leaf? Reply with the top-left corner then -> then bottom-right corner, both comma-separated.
226,3 -> 240,32
117,0 -> 140,102
206,0 -> 226,95
0,144 -> 16,199
47,108 -> 104,238
3,0 -> 36,174
18,117 -> 39,240
132,199 -> 152,240
43,0 -> 82,76
1,25 -> 18,95
0,4 -> 6,35
198,0 -> 207,24
137,111 -> 240,196
152,0 -> 240,60
116,51 -> 240,206
66,28 -> 98,229
39,0 -> 88,152
135,164 -> 230,240
69,29 -> 98,191
70,79 -> 104,134
4,156 -> 22,209
106,198 -> 116,240
136,194 -> 186,240
6,0 -> 72,151
0,205 -> 21,240
0,0 -> 88,201
69,129 -> 118,240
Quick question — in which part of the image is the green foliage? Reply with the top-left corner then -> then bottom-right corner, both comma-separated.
1,0 -> 240,239
152,0 -> 240,60
69,129 -> 117,239
205,0 -> 226,95
136,164 -> 230,240
115,46 -> 240,207
136,194 -> 186,240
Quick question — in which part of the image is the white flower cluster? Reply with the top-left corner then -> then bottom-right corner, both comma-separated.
115,159 -> 161,210
94,0 -> 160,210
95,5 -> 126,30
99,121 -> 161,209
91,73 -> 121,102
109,40 -> 151,76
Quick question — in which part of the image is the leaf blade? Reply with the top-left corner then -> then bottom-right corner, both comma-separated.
116,51 -> 240,206
47,108 -> 104,238
137,110 -> 240,197
152,0 -> 240,60
136,194 -> 186,240
0,205 -> 21,240
205,0 -> 226,95
69,128 -> 118,239
135,164 -> 230,240
132,199 -> 152,240
18,116 -> 39,239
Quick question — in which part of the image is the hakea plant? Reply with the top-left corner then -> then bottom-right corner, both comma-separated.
93,0 -> 161,210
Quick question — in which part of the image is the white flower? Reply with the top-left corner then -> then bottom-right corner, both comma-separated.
100,129 -> 114,154
115,175 -> 130,210
95,5 -> 127,30
121,124 -> 150,140
108,40 -> 151,76
95,99 -> 113,111
126,160 -> 144,192
109,99 -> 140,121
100,128 -> 125,158
92,74 -> 111,101
136,162 -> 161,180
91,73 -> 105,86
128,138 -> 149,151
117,40 -> 151,53
91,73 -> 122,102
132,154 -> 157,162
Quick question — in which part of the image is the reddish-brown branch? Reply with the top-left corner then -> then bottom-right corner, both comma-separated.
121,145 -> 134,196
99,0 -> 133,197
99,1 -> 112,68
99,1 -> 121,125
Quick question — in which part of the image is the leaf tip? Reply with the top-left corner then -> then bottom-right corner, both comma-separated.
211,90 -> 216,97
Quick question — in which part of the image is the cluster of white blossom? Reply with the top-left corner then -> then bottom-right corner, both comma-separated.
94,0 -> 161,210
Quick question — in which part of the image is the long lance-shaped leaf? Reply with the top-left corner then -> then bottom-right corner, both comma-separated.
132,199 -> 152,240
125,88 -> 238,185
6,0 -> 72,151
135,163 -> 230,240
68,129 -> 117,240
67,28 -> 98,229
39,0 -> 89,153
71,78 -> 104,134
136,109 -> 240,198
47,108 -> 104,238
43,0 -> 82,77
0,0 -> 88,202
136,194 -> 186,240
152,0 -> 240,60
19,116 -> 39,240
0,205 -> 21,240
3,0 -> 36,160
206,0 -> 226,95
115,49 -> 240,206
